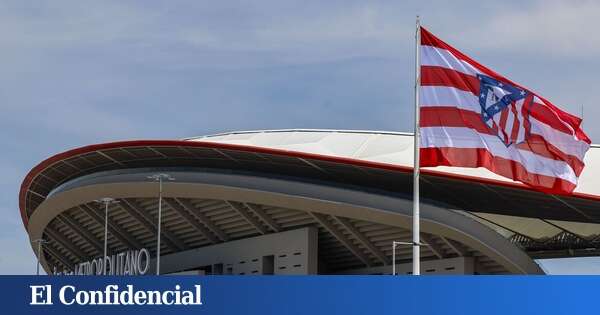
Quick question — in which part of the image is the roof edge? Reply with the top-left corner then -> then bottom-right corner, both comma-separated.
184,129 -> 600,147
20,138 -> 600,230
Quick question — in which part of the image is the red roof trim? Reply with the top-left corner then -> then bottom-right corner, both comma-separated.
19,139 -> 600,228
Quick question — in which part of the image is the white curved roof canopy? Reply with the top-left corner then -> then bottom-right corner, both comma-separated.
21,129 -> 600,274
190,129 -> 600,196
190,129 -> 600,254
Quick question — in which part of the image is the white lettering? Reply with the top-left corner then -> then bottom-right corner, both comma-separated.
52,284 -> 202,306
162,291 -> 174,305
75,291 -> 89,305
30,285 -> 52,305
59,285 -> 76,305
137,249 -> 150,275
55,248 -> 151,276
195,285 -> 202,305
117,253 -> 125,275
133,290 -> 146,304
118,285 -> 134,305
105,285 -> 119,305
123,252 -> 131,275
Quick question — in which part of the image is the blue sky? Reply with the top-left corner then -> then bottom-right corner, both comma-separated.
1,0 -> 599,274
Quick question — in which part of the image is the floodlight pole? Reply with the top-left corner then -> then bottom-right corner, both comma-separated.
392,241 -> 413,275
412,15 -> 422,276
33,239 -> 47,275
96,198 -> 118,275
148,173 -> 174,275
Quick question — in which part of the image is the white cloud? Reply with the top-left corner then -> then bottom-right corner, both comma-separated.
173,3 -> 412,66
0,216 -> 38,274
254,5 -> 403,46
458,0 -> 600,57
0,1 -> 156,48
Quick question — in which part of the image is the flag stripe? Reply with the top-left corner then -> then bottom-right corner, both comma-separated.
421,67 -> 582,143
514,99 -> 527,143
421,66 -> 479,94
421,27 -> 590,144
498,108 -> 510,141
529,116 -> 589,161
421,86 -> 480,110
508,103 -> 520,142
530,98 -> 588,142
421,45 -> 480,77
421,85 -> 590,147
420,106 -> 493,134
521,134 -> 585,176
420,107 -> 585,175
419,27 -> 590,194
420,147 -> 577,194
420,126 -> 578,184
421,28 -> 507,83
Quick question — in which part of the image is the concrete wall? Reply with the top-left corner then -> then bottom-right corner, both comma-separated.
158,227 -> 318,275
337,257 -> 475,275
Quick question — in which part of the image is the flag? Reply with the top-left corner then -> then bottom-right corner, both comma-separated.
418,27 -> 591,194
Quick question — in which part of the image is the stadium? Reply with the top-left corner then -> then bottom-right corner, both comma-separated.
20,129 -> 600,275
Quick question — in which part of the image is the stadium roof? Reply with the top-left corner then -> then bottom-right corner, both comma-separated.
190,130 -> 600,257
20,130 -> 600,274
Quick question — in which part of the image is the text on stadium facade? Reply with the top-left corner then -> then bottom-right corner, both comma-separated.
53,248 -> 150,275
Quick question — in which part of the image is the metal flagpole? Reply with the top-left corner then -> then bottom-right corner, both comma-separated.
412,15 -> 422,276
392,242 -> 396,275
96,198 -> 118,275
148,173 -> 174,275
104,200 -> 109,275
157,176 -> 163,275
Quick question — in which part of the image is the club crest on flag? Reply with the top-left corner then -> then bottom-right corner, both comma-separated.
419,26 -> 591,194
477,74 -> 531,147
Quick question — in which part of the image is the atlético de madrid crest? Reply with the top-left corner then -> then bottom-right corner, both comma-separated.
477,74 -> 532,147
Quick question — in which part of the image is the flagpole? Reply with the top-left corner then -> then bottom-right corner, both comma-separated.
412,15 -> 421,276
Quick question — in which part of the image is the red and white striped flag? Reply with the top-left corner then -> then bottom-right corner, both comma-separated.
419,27 -> 591,194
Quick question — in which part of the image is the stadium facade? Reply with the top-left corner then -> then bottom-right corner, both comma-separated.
20,130 -> 600,275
